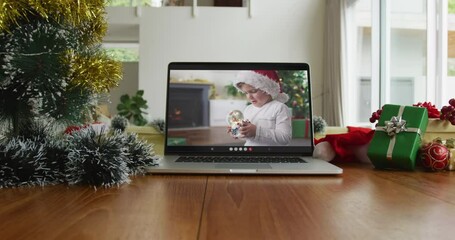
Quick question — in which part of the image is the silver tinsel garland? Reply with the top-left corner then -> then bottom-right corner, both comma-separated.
0,125 -> 160,189
0,137 -> 54,188
65,127 -> 130,188
123,132 -> 160,176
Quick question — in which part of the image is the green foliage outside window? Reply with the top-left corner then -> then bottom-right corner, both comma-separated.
106,0 -> 150,7
105,48 -> 139,62
450,0 -> 455,13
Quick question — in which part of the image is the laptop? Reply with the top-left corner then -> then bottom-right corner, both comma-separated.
146,62 -> 342,174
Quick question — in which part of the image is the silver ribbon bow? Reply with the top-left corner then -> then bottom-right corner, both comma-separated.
384,116 -> 407,137
375,105 -> 422,161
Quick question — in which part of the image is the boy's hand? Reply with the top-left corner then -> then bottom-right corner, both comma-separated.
239,122 -> 256,138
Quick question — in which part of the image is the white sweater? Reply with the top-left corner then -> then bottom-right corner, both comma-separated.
242,100 -> 292,146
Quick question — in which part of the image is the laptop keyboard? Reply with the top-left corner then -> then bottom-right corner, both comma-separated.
175,156 -> 307,163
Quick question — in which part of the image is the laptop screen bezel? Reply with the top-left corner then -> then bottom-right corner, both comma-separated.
164,62 -> 314,156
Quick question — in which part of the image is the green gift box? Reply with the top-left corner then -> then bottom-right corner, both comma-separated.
167,137 -> 187,146
367,104 -> 428,170
292,118 -> 310,138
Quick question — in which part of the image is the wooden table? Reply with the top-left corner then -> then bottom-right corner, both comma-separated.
1,163 -> 455,240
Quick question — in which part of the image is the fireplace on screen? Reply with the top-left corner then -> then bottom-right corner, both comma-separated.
168,83 -> 210,128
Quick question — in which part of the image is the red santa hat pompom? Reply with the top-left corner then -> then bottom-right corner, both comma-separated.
233,70 -> 289,103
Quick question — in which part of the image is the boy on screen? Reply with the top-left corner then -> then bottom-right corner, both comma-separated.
228,70 -> 292,146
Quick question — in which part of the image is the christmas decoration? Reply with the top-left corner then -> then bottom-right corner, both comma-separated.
313,116 -> 327,134
424,138 -> 455,171
367,104 -> 428,170
66,49 -> 121,93
0,137 -> 55,187
0,0 -> 107,44
420,142 -> 450,171
370,102 -> 437,124
314,126 -> 374,163
370,99 -> 455,125
0,1 -> 157,188
226,110 -> 247,138
292,118 -> 310,138
413,102 -> 440,118
0,0 -> 122,136
445,138 -> 455,170
150,118 -> 165,134
111,115 -> 129,132
440,98 -> 455,125
422,118 -> 455,144
123,133 -> 160,175
369,108 -> 382,123
0,122 -> 162,188
279,70 -> 310,118
65,126 -> 130,188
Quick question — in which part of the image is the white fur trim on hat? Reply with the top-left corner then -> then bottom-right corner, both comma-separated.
233,71 -> 289,103
275,92 -> 289,103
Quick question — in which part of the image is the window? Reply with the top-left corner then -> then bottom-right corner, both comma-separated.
345,0 -> 443,126
106,0 -> 150,7
344,0 -> 375,125
447,0 -> 455,104
103,43 -> 139,62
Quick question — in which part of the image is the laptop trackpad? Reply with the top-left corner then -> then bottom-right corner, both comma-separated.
215,164 -> 272,169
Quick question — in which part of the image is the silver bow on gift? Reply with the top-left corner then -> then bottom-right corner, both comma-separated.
384,116 -> 407,137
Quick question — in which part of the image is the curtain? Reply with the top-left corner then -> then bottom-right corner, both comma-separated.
322,0 -> 358,126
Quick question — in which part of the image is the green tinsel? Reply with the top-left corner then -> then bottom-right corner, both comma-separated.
0,0 -> 147,189
0,137 -> 61,188
2,20 -> 76,93
65,126 -> 130,188
52,86 -> 97,125
0,1 -> 121,135
0,20 -> 78,133
0,0 -> 108,44
123,133 -> 159,175
0,120 -> 70,188
150,118 -> 165,134
0,124 -> 161,188
313,116 -> 327,134
111,115 -> 128,132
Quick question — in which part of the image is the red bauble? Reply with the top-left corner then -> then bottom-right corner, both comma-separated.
413,102 -> 441,118
420,143 -> 450,171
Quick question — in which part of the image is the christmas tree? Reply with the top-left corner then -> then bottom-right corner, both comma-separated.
0,0 -> 121,135
278,70 -> 310,118
0,0 -> 158,188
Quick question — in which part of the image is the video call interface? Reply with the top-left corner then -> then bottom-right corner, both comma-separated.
166,68 -> 312,151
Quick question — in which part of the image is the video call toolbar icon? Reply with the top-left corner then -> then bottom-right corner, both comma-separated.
229,147 -> 252,152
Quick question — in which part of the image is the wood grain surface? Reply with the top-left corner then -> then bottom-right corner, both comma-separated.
0,176 -> 207,240
1,164 -> 455,240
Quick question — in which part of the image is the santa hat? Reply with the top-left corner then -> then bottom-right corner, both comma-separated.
233,70 -> 289,103
313,126 -> 374,163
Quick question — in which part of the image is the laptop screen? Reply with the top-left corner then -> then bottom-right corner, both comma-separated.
165,62 -> 313,155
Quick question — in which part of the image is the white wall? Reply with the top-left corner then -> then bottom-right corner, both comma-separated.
170,70 -> 239,99
107,62 -> 139,116
139,0 -> 325,119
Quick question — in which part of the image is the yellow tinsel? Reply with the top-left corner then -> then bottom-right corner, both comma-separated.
0,0 -> 106,42
67,51 -> 122,93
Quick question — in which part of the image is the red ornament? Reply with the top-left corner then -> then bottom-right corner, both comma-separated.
440,98 -> 455,125
420,143 -> 450,171
413,102 -> 441,118
64,125 -> 82,134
